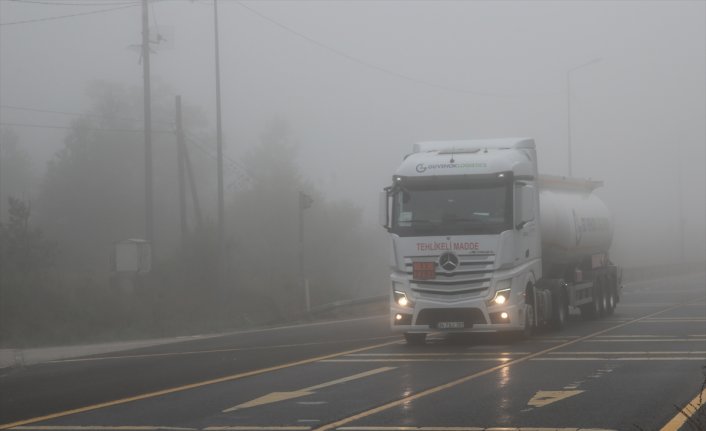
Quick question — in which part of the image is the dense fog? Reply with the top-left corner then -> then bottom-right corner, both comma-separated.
0,0 -> 704,346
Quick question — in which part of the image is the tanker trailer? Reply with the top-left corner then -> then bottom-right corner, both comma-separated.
532,175 -> 621,329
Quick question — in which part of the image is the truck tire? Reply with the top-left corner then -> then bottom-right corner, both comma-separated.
522,283 -> 535,338
404,332 -> 426,345
600,278 -> 611,316
580,281 -> 600,320
605,277 -> 617,315
597,278 -> 607,317
522,304 -> 534,338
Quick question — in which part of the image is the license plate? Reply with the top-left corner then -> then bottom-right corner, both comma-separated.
436,321 -> 465,329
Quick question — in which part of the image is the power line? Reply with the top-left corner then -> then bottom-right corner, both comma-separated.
0,104 -> 175,126
184,134 -> 253,187
0,3 -> 137,26
235,1 -> 540,98
0,121 -> 172,134
8,0 -> 138,6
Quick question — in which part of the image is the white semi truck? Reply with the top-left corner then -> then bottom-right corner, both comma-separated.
379,138 -> 620,343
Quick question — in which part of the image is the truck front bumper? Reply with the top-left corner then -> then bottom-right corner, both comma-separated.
390,298 -> 525,333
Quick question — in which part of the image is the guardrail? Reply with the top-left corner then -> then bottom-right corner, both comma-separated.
311,261 -> 706,316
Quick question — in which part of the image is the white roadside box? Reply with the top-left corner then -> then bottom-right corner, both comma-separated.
113,239 -> 151,274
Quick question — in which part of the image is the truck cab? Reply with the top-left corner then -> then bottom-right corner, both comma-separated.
380,138 -> 542,342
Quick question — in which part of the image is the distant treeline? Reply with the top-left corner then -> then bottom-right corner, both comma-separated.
0,82 -> 388,347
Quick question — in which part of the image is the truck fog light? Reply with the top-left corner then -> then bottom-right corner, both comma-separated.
395,313 -> 403,321
500,312 -> 508,320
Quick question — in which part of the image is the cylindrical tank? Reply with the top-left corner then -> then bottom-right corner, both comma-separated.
539,181 -> 613,265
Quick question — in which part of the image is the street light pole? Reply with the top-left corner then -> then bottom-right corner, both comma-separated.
213,0 -> 226,283
567,57 -> 601,177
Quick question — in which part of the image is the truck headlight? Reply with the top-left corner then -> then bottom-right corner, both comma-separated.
491,289 -> 511,305
487,279 -> 512,306
393,290 -> 413,308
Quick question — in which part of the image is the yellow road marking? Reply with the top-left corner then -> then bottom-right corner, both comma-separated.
12,428 -> 195,431
310,300 -> 693,431
527,390 -> 585,407
336,427 -> 616,431
0,341 -> 400,430
222,367 -> 395,412
660,385 -> 706,431
50,336 -> 399,364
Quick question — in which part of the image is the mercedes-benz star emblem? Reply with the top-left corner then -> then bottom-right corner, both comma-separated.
438,252 -> 459,272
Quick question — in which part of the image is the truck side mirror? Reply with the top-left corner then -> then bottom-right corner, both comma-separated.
379,190 -> 391,230
517,185 -> 536,229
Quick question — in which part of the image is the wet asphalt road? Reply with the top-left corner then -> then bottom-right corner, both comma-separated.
1,272 -> 704,431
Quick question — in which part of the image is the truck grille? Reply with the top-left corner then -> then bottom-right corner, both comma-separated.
405,254 -> 494,299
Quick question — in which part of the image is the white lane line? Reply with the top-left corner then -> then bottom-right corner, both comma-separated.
597,335 -> 704,338
547,351 -> 706,354
205,428 -> 311,431
321,358 -> 515,363
532,357 -> 705,361
347,352 -> 531,356
584,339 -> 706,342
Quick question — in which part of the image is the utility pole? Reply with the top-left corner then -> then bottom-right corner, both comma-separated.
183,142 -> 203,230
0,135 -> 3,223
176,96 -> 187,246
677,155 -> 686,262
213,0 -> 225,266
142,0 -> 154,250
299,192 -> 313,312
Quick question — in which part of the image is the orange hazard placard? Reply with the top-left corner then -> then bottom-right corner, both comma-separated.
413,261 -> 436,280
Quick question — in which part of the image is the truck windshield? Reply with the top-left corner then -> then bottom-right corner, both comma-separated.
391,183 -> 512,236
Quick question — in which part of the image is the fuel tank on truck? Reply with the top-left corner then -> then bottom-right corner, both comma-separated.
538,175 -> 614,265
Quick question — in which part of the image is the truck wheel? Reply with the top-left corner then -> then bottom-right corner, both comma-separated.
522,304 -> 535,338
580,283 -> 599,320
551,290 -> 567,330
404,332 -> 426,345
600,278 -> 611,316
605,283 -> 616,315
597,278 -> 607,317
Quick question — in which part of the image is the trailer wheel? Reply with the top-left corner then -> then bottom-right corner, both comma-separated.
605,278 -> 617,315
597,278 -> 607,317
404,332 -> 426,345
580,281 -> 600,320
522,284 -> 535,338
551,288 -> 568,330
